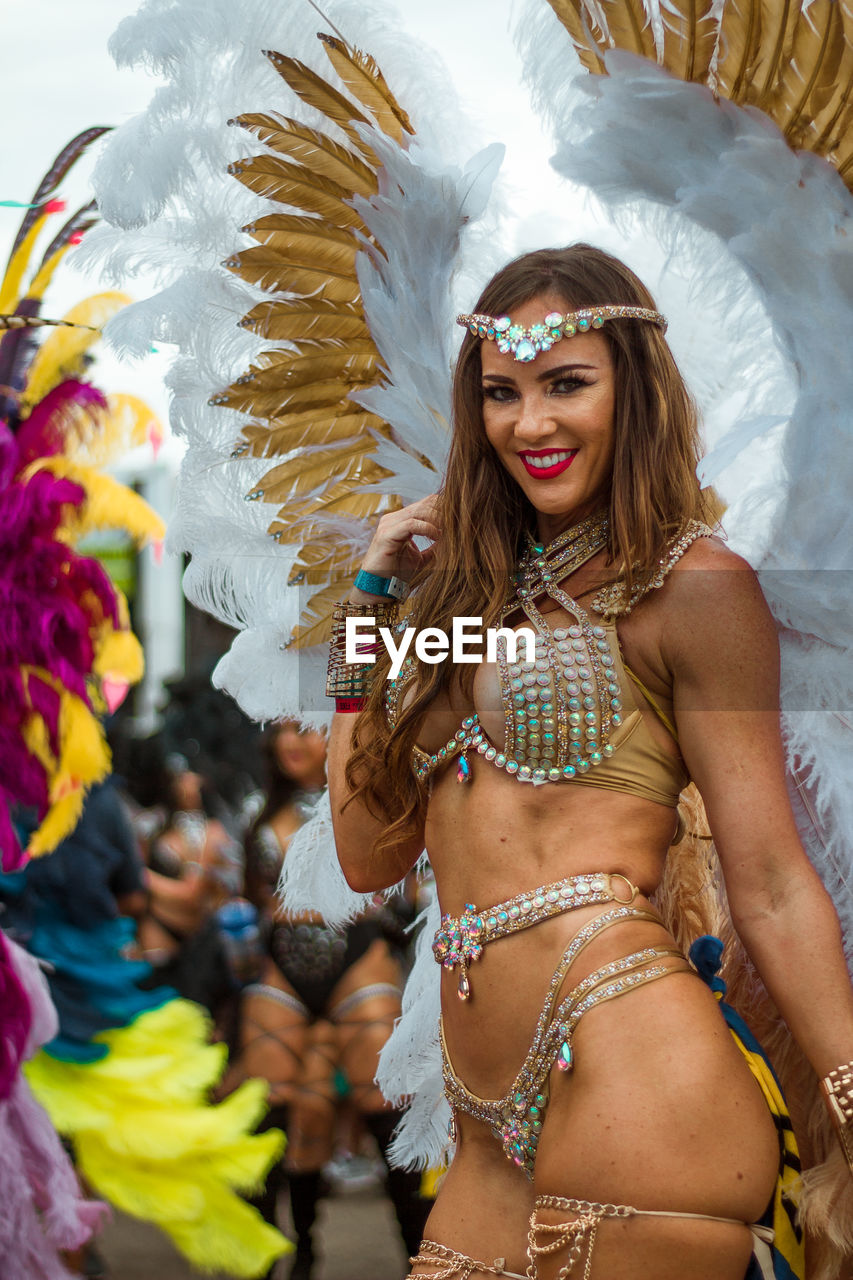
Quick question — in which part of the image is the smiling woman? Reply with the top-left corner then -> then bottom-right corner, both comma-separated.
325,243 -> 853,1279
479,298 -> 618,535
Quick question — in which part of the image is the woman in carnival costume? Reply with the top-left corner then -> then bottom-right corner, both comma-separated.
331,242 -> 833,1279
86,0 -> 853,1275
225,719 -> 429,1277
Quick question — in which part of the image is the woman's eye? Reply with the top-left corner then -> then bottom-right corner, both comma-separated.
483,385 -> 516,402
551,376 -> 587,393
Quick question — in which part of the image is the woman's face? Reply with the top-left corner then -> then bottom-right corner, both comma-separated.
172,770 -> 204,811
272,725 -> 327,787
480,291 -> 617,541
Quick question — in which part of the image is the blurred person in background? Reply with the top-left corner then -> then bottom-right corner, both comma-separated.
120,736 -> 241,1022
224,720 -> 429,1280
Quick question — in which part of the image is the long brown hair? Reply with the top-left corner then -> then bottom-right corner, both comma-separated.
347,244 -> 715,853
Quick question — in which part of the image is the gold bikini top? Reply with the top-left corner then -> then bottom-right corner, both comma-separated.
386,519 -> 712,807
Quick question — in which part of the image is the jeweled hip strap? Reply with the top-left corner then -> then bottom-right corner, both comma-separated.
528,1196 -> 767,1277
410,1240 -> 527,1278
432,871 -> 638,1000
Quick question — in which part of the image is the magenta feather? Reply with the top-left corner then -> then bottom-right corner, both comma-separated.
16,381 -> 108,465
0,421 -> 121,868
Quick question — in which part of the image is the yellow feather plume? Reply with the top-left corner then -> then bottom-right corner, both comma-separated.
319,34 -> 415,143
25,244 -> 74,304
0,212 -> 53,313
25,686 -> 111,858
26,1001 -> 289,1276
58,392 -> 163,468
92,627 -> 145,688
31,457 -> 165,547
20,706 -> 55,776
23,292 -> 132,408
104,393 -> 163,454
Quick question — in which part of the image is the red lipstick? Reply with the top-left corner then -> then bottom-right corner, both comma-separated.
518,449 -> 578,479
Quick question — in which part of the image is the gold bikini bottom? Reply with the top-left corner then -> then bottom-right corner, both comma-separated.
440,905 -> 692,1177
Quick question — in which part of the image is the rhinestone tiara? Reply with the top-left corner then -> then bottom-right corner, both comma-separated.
456,305 -> 667,363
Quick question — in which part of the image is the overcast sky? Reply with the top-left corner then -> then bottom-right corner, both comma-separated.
2,0 -> 609,437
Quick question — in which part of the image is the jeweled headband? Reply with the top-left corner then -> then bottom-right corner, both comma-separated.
456,306 -> 667,363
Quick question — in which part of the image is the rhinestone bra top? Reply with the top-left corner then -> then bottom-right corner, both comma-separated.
386,519 -> 709,803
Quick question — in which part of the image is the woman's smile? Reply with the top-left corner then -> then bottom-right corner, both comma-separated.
518,447 -> 579,477
480,291 -> 617,539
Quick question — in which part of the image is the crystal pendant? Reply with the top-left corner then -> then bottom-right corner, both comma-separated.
458,970 -> 471,1001
457,753 -> 470,783
557,1040 -> 573,1071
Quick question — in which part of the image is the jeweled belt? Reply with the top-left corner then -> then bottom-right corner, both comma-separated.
432,871 -> 638,1000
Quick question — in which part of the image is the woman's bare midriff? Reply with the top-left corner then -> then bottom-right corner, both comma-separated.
418,760 -> 780,1272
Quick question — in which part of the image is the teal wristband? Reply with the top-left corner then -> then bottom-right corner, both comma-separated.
354,569 -> 409,600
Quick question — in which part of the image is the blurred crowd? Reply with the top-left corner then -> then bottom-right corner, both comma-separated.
2,681 -> 432,1280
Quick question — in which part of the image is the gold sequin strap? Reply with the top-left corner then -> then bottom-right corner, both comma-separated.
410,1240 -> 526,1278
591,521 -> 715,618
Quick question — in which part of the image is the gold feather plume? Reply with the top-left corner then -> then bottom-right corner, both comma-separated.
23,292 -> 133,409
214,34 -> 430,647
546,0 -> 853,188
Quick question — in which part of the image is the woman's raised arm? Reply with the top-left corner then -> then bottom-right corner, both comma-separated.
327,495 -> 441,893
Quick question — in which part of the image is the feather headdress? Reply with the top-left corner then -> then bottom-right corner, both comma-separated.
86,0 -> 502,724
0,135 -> 165,869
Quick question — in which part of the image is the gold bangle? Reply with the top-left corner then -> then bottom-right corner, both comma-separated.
820,1060 -> 853,1170
325,599 -> 399,700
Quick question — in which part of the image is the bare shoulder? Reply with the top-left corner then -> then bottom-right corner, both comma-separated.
662,534 -> 767,612
657,534 -> 778,670
669,531 -> 753,575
